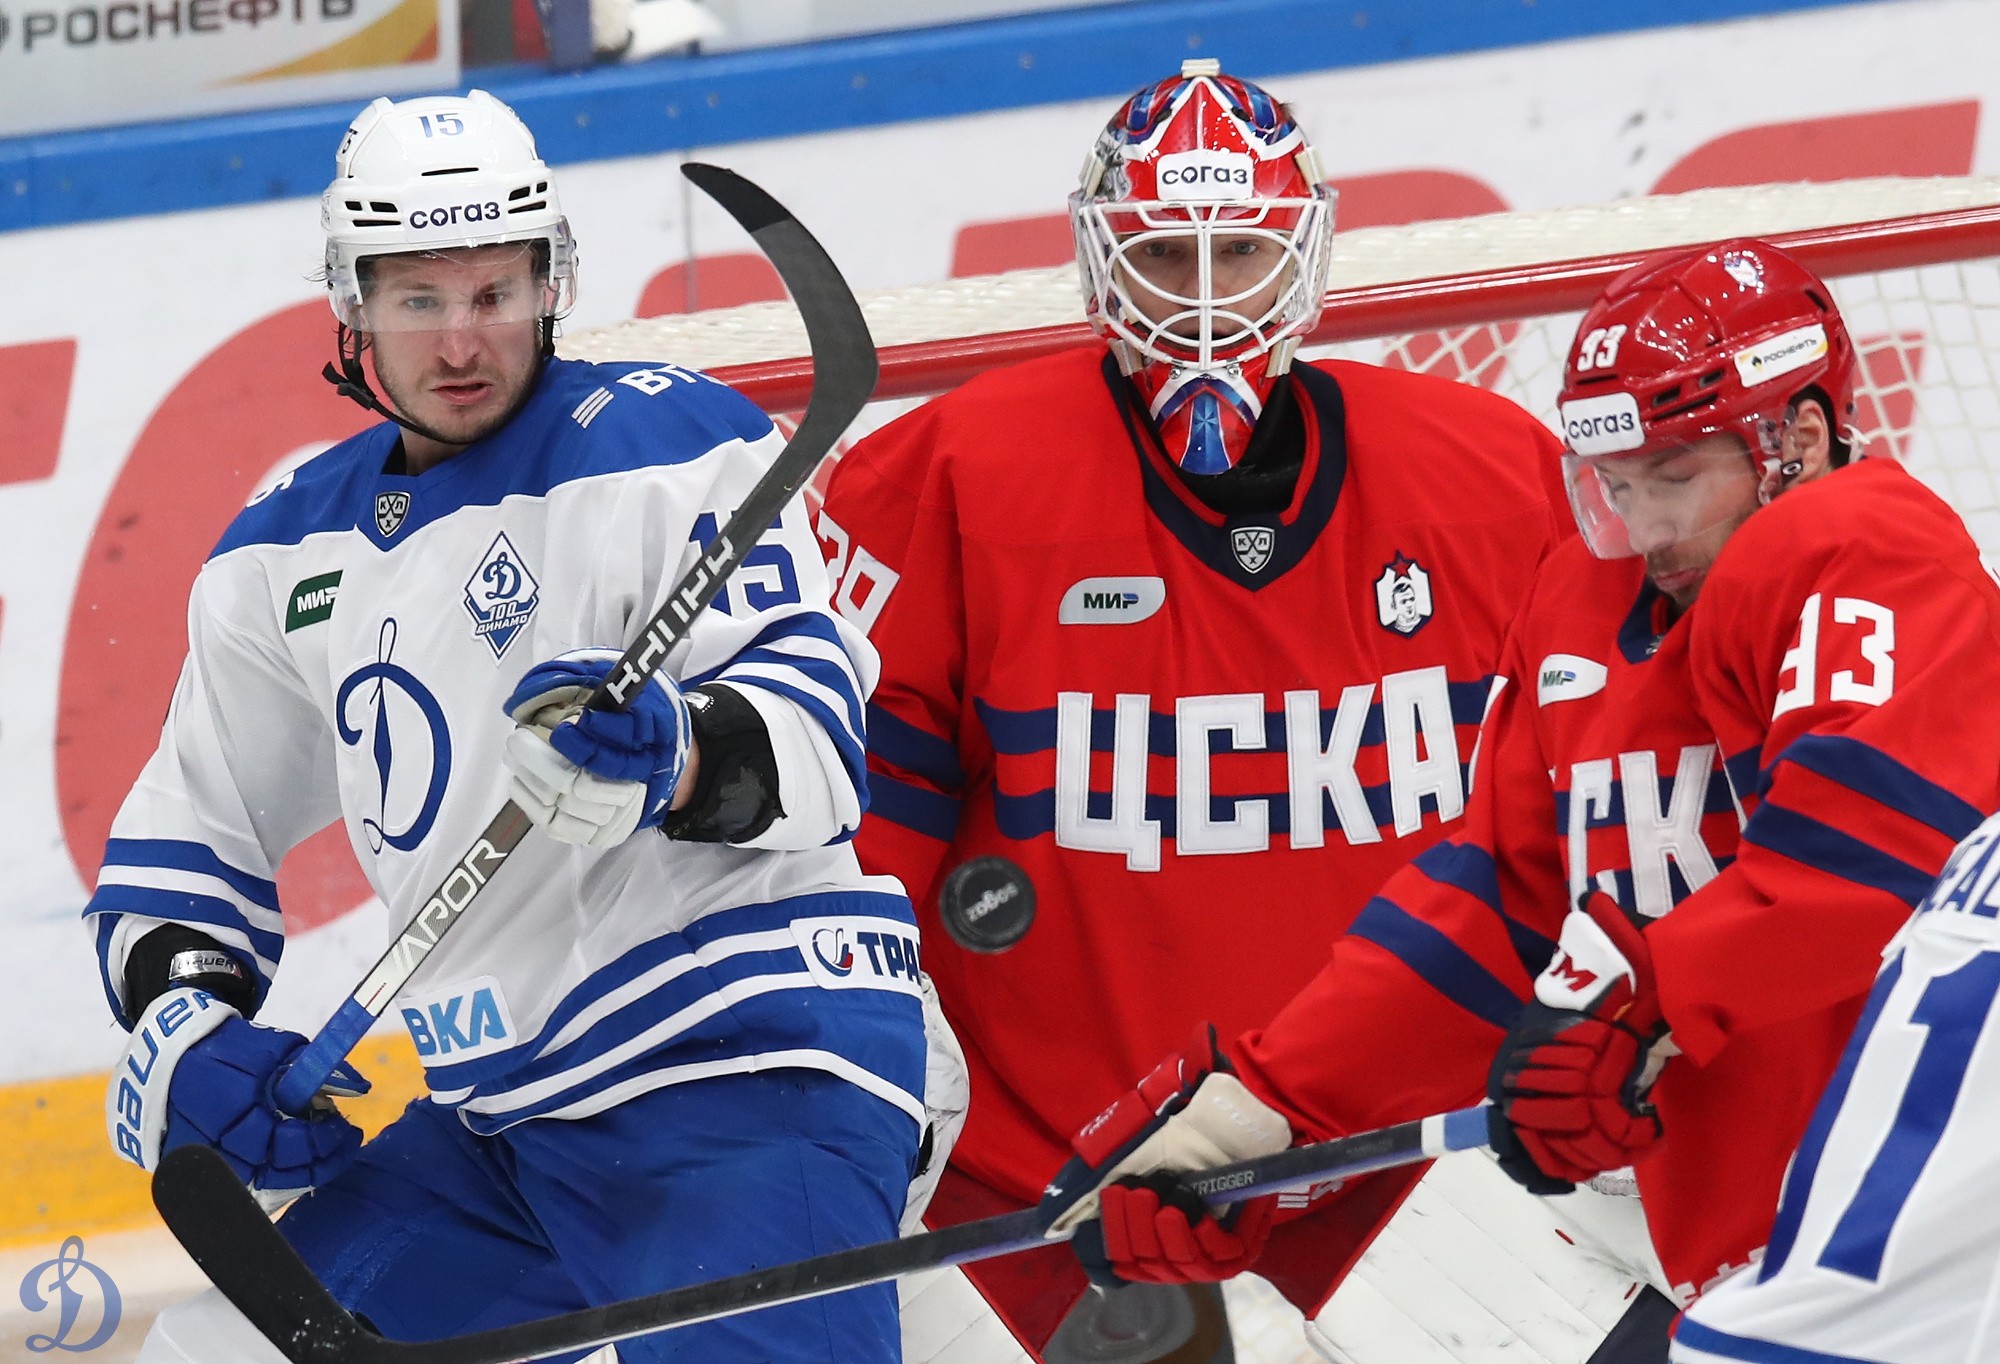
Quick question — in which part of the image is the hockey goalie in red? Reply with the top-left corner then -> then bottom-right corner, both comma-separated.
814,62 -> 1571,1350
1053,238 -> 2000,1314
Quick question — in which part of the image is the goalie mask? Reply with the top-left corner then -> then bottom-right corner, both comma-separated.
1557,238 -> 1859,565
320,90 -> 577,442
1072,60 -> 1334,475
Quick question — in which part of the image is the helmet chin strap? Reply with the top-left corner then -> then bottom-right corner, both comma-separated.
323,319 -> 556,453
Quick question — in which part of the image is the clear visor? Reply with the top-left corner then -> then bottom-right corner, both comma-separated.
1563,425 -> 1776,560
1075,197 -> 1330,369
336,243 -> 560,333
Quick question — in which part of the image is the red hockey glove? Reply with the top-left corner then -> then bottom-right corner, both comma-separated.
1039,1026 -> 1291,1288
1487,892 -> 1672,1193
1078,1175 -> 1280,1286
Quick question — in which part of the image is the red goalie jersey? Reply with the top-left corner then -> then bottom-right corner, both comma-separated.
817,344 -> 1567,1333
1237,455 -> 2000,1304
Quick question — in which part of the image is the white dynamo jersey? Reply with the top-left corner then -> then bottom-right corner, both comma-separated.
84,358 -> 927,1133
1673,810 -> 2000,1364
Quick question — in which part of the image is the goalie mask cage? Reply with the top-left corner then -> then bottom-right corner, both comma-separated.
560,176 -> 2000,1362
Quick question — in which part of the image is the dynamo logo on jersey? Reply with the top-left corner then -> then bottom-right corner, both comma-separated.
336,617 -> 453,854
464,533 -> 540,659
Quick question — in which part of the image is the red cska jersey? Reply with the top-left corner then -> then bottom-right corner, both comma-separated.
816,344 -> 1568,1331
1237,456 -> 2000,1306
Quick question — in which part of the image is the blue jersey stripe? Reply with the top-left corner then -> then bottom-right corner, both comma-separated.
1776,734 -> 1985,842
458,987 -> 925,1132
688,612 -> 866,743
83,884 -> 285,971
725,643 -> 865,743
212,360 -> 776,555
1757,957 -> 1904,1283
867,705 -> 965,793
1724,745 -> 1766,805
1407,840 -> 1559,975
423,943 -> 814,1093
101,837 -> 279,910
1551,769 -> 1736,833
736,675 -> 866,796
866,770 -> 962,842
423,889 -> 925,1131
1670,1316 -> 1887,1364
92,914 -> 128,1028
1348,897 -> 1525,1031
1744,803 -> 1938,907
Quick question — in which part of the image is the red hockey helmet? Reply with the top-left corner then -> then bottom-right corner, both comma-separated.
1557,238 -> 1859,559
1070,60 -> 1334,474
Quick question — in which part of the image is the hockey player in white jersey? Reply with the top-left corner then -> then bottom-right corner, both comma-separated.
88,90 -> 960,1363
1672,808 -> 2000,1364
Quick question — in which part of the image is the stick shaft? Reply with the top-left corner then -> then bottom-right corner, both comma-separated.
154,1105 -> 1489,1364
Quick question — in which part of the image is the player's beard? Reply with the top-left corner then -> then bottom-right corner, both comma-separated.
372,325 -> 542,453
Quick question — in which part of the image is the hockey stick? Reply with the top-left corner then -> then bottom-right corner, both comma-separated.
153,1106 -> 1491,1364
267,162 -> 878,1115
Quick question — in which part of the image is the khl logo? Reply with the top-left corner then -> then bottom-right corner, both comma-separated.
465,532 -> 540,659
18,1236 -> 121,1353
375,490 -> 412,538
336,618 -> 453,854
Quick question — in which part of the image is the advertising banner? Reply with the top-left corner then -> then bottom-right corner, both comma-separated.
0,0 -> 457,136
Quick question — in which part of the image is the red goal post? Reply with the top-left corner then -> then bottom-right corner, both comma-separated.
562,173 -> 2000,553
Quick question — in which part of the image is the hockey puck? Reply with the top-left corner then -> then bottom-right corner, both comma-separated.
938,855 -> 1037,954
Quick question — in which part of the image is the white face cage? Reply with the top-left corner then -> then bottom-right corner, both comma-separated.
325,226 -> 577,333
1072,194 -> 1334,373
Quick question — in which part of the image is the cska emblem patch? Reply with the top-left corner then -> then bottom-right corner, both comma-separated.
1374,553 -> 1433,636
1230,526 -> 1275,575
375,491 -> 412,538
464,532 -> 541,659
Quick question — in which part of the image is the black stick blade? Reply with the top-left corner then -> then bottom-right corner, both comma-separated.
678,162 -> 789,237
679,159 -> 880,418
152,1147 -> 378,1364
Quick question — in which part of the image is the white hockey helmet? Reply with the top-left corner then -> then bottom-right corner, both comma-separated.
321,90 -> 577,331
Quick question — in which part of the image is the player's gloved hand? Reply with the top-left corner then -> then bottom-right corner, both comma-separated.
1487,892 -> 1672,1194
107,988 -> 370,1212
1040,1026 -> 1292,1287
503,647 -> 693,848
1080,1174 -> 1280,1286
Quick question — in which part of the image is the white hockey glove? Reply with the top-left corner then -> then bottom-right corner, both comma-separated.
502,647 -> 692,848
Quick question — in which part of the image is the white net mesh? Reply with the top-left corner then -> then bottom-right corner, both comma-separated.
1322,255 -> 2000,559
561,176 -> 2000,370
562,175 -> 2000,564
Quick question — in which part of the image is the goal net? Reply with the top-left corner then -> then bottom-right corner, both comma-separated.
560,176 -> 2000,1363
564,175 -> 2000,560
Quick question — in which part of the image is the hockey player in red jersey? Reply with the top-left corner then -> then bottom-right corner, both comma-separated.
815,59 -> 1575,1355
1050,239 -> 2000,1321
